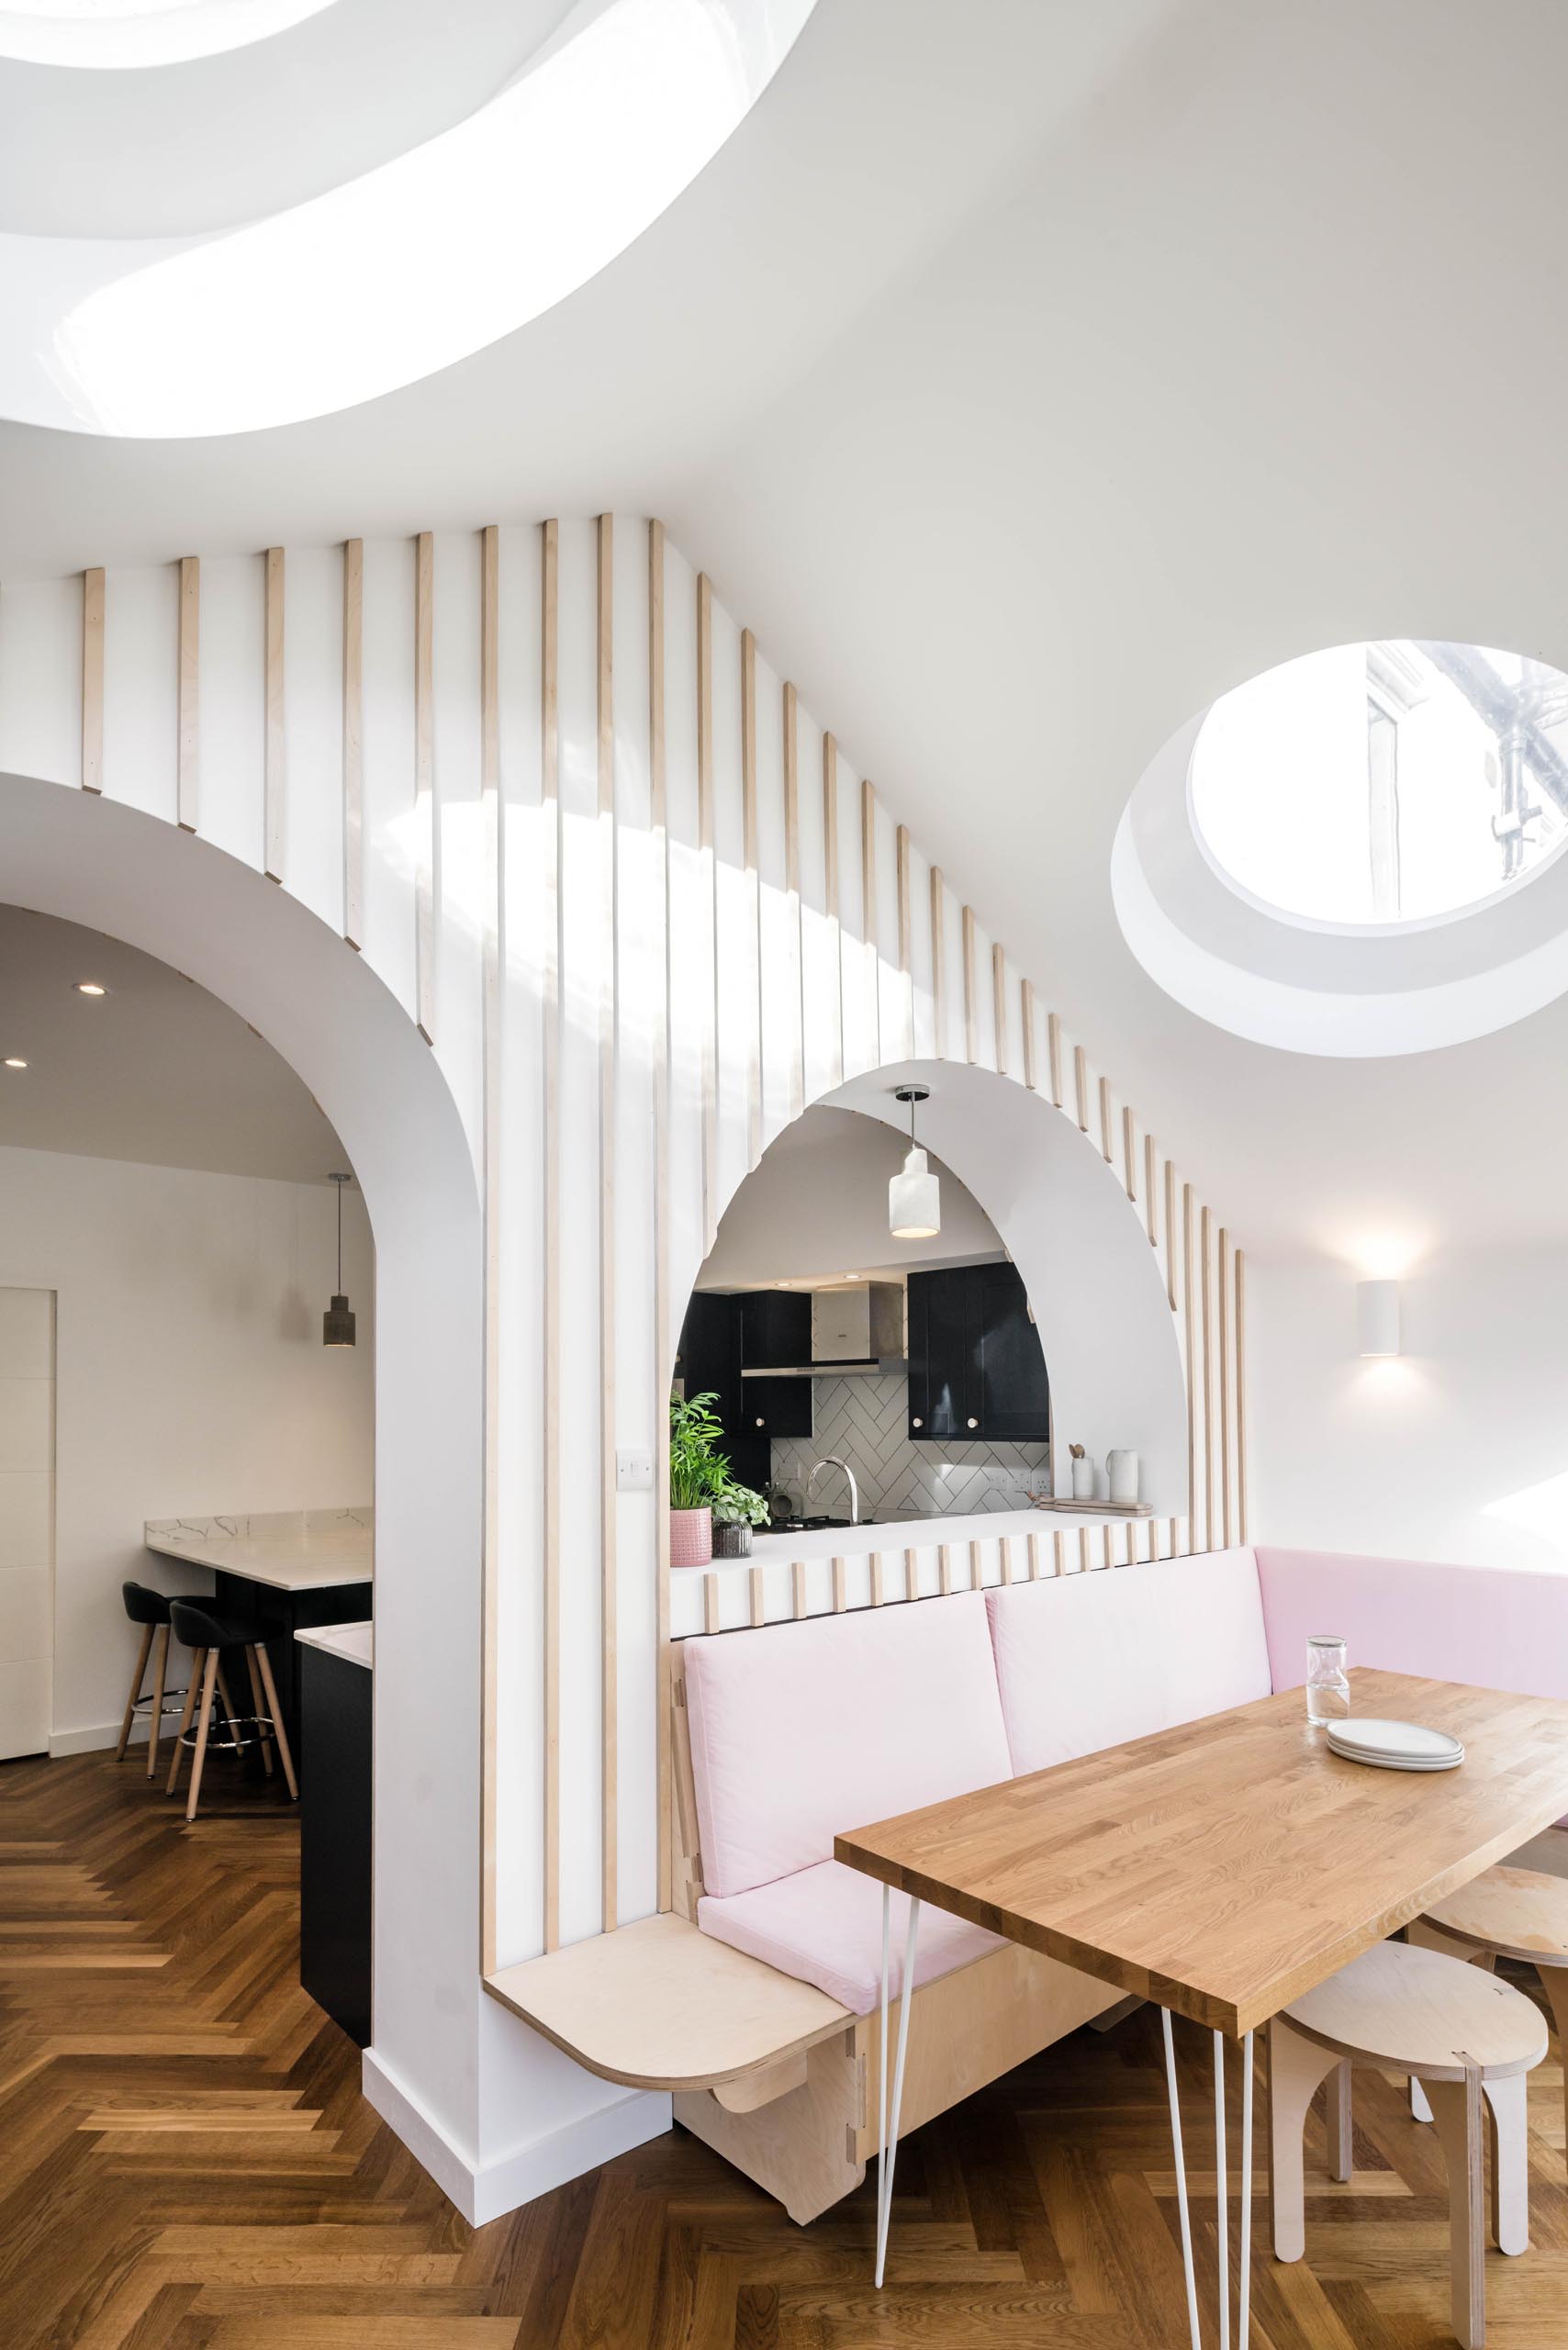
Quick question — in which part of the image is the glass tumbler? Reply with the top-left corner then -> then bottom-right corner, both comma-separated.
1305,1634 -> 1350,1725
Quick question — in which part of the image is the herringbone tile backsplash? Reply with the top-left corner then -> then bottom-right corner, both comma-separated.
769,1374 -> 1049,1522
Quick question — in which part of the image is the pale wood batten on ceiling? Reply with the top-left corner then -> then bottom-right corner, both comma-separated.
0,520 -> 1248,1972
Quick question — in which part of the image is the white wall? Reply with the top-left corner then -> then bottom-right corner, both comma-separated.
1251,1247 -> 1568,1573
698,1104 -> 1001,1287
0,1143 -> 374,1746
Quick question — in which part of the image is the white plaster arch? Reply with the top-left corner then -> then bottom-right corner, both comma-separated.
673,1056 -> 1187,1518
0,769 -> 491,2198
825,1061 -> 1187,1514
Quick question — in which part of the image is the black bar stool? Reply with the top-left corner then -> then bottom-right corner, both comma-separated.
117,1582 -> 193,1782
166,1599 -> 298,1821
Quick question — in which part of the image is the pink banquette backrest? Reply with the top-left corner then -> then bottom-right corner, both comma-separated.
985,1548 -> 1273,1775
681,1589 -> 1012,1899
1255,1547 -> 1568,1706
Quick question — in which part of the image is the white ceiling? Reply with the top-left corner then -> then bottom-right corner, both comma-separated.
5,0 -> 1568,1258
0,905 -> 353,1181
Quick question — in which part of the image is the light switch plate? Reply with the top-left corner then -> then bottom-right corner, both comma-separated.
616,1448 -> 654,1493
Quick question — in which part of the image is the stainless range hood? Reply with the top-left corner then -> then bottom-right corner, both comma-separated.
740,1279 -> 905,1379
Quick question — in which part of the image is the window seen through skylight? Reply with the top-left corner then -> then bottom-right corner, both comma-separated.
1190,641 -> 1568,927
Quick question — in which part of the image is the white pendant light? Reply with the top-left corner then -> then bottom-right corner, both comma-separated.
889,1084 -> 941,1239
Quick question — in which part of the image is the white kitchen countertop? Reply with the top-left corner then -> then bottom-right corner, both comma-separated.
295,1620 -> 373,1668
741,1504 -> 1139,1566
144,1508 -> 373,1592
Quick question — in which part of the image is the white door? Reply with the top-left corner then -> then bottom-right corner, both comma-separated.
0,1290 -> 55,1761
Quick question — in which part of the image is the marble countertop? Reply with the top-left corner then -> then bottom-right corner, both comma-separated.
737,1504 -> 1137,1566
295,1620 -> 373,1668
144,1508 -> 373,1592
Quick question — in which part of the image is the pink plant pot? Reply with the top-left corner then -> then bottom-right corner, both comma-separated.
669,1505 -> 712,1569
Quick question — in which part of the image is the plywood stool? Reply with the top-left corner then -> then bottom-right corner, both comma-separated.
1417,1864 -> 1568,2172
1269,1940 -> 1546,2349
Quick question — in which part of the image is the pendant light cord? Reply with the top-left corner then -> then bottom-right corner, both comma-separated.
336,1177 -> 344,1292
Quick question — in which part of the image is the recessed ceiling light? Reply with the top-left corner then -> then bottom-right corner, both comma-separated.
74,981 -> 108,996
4,1057 -> 26,1070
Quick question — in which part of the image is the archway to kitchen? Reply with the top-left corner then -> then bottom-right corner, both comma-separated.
0,768 -> 486,2187
667,1055 -> 1188,1601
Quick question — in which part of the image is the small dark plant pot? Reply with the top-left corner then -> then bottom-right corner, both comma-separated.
711,1521 -> 753,1560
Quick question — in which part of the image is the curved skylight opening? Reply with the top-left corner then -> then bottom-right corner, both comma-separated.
0,0 -> 815,434
0,0 -> 335,70
1191,641 -> 1568,931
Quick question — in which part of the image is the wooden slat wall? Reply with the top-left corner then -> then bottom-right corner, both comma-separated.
11,521 -> 1249,1972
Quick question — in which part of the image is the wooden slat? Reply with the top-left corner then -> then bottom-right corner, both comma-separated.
1021,978 -> 1036,1091
176,556 -> 199,833
1122,1105 -> 1137,1199
991,944 -> 1007,1076
1053,1531 -> 1067,1576
782,682 -> 804,1123
968,1539 -> 982,1591
651,522 -> 674,1914
1182,1182 -> 1195,1560
1145,1135 -> 1159,1247
895,822 -> 913,1058
263,547 -> 285,882
869,1550 -> 884,1607
1098,1076 -> 1114,1163
697,576 -> 718,1244
81,566 -> 104,793
861,777 -> 879,1066
1218,1225 -> 1232,1550
938,1544 -> 953,1597
902,1546 -> 918,1604
480,522 -> 501,1974
541,518 -> 562,1951
1074,1044 -> 1089,1132
834,1671 -> 1568,2037
704,1575 -> 722,1636
597,514 -> 618,1934
929,866 -> 946,1057
822,731 -> 844,1086
749,1567 -> 765,1628
1235,1245 -> 1249,1544
1213,1203 -> 1222,1550
1047,1009 -> 1063,1108
832,1557 -> 847,1614
741,629 -> 763,1168
1164,1161 -> 1178,1309
1079,1528 -> 1092,1573
413,531 -> 435,1042
791,1561 -> 807,1620
961,905 -> 978,1063
342,538 -> 364,949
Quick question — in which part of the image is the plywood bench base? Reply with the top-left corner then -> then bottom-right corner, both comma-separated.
678,1936 -> 1124,2225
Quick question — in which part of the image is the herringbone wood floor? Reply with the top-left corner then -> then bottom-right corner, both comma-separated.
4,1751 -> 1568,2350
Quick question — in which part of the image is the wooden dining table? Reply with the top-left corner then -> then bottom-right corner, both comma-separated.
835,1668 -> 1568,2347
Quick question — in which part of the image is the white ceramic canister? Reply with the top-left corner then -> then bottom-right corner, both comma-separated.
1070,1454 -> 1096,1501
1106,1449 -> 1139,1505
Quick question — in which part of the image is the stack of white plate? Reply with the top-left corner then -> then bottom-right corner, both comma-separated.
1325,1718 -> 1465,1772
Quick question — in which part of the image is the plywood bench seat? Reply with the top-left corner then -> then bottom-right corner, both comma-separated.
484,1911 -> 852,2097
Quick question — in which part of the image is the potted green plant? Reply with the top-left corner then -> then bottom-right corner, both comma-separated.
711,1476 -> 769,1560
668,1389 -> 726,1568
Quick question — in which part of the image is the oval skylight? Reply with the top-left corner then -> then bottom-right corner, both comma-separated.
0,0 -> 334,70
0,0 -> 816,434
1191,640 -> 1568,931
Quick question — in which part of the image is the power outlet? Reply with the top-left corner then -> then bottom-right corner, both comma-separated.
616,1448 -> 654,1493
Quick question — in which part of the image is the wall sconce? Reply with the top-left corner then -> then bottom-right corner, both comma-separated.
1357,1279 -> 1401,1358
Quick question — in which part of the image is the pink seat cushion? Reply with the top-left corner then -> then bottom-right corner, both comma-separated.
699,1858 -> 1003,2015
985,1548 -> 1272,1774
682,1590 -> 1012,1899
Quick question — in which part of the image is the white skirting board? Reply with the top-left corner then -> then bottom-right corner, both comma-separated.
50,1719 -> 136,1757
361,2045 -> 670,2227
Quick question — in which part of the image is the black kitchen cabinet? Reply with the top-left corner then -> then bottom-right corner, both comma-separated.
299,1641 -> 371,2047
741,1289 -> 811,1370
739,1373 -> 812,1441
907,1262 -> 1048,1444
675,1292 -> 769,1490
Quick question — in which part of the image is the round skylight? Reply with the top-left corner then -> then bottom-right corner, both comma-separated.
1190,641 -> 1568,931
0,0 -> 335,69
